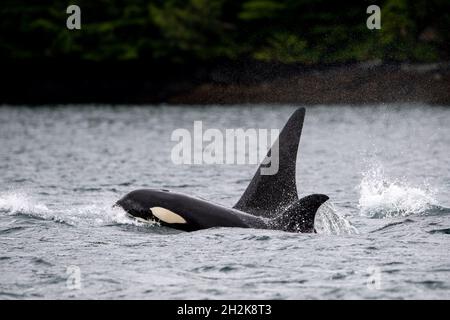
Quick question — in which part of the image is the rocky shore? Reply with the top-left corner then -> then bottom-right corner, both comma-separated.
1,61 -> 449,105
170,62 -> 450,105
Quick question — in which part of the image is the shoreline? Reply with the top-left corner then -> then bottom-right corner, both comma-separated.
1,61 -> 449,105
170,62 -> 450,105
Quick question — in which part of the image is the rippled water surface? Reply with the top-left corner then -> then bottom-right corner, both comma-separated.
0,104 -> 449,299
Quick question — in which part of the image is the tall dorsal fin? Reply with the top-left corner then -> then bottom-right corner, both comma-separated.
233,108 -> 305,218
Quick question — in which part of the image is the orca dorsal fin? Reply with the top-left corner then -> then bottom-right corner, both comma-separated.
233,108 -> 305,218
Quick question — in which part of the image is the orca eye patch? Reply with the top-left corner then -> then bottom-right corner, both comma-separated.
150,207 -> 187,224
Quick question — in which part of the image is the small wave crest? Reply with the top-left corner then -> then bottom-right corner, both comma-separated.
0,191 -> 57,220
358,164 -> 439,218
0,190 -> 149,227
315,201 -> 359,235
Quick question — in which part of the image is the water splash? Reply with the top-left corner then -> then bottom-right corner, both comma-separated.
0,190 -> 147,227
358,164 -> 438,218
315,201 -> 359,235
0,191 -> 54,219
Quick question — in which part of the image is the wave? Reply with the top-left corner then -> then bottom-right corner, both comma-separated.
358,164 -> 442,218
428,228 -> 450,235
0,190 -> 150,227
0,191 -> 58,220
370,218 -> 415,233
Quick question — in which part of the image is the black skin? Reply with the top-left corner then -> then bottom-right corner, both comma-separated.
272,194 -> 330,233
115,108 -> 330,233
115,189 -> 328,233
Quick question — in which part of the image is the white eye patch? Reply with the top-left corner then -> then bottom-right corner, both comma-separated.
150,207 -> 187,224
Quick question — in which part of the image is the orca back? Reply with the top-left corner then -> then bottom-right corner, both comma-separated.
273,194 -> 329,233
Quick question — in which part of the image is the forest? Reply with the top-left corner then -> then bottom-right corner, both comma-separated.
1,0 -> 449,65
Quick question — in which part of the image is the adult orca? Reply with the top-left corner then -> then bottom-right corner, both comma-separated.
115,108 -> 329,233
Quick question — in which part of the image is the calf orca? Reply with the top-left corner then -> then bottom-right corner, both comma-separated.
115,108 -> 329,233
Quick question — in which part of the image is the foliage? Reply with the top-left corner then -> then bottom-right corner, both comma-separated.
0,0 -> 448,64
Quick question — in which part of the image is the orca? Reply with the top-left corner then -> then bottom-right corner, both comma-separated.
115,108 -> 329,233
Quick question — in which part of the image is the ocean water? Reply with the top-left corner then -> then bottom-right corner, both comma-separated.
0,104 -> 449,299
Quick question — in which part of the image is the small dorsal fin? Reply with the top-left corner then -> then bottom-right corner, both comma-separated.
233,108 -> 305,218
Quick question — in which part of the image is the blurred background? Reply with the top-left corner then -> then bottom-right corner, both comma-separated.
1,0 -> 449,104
